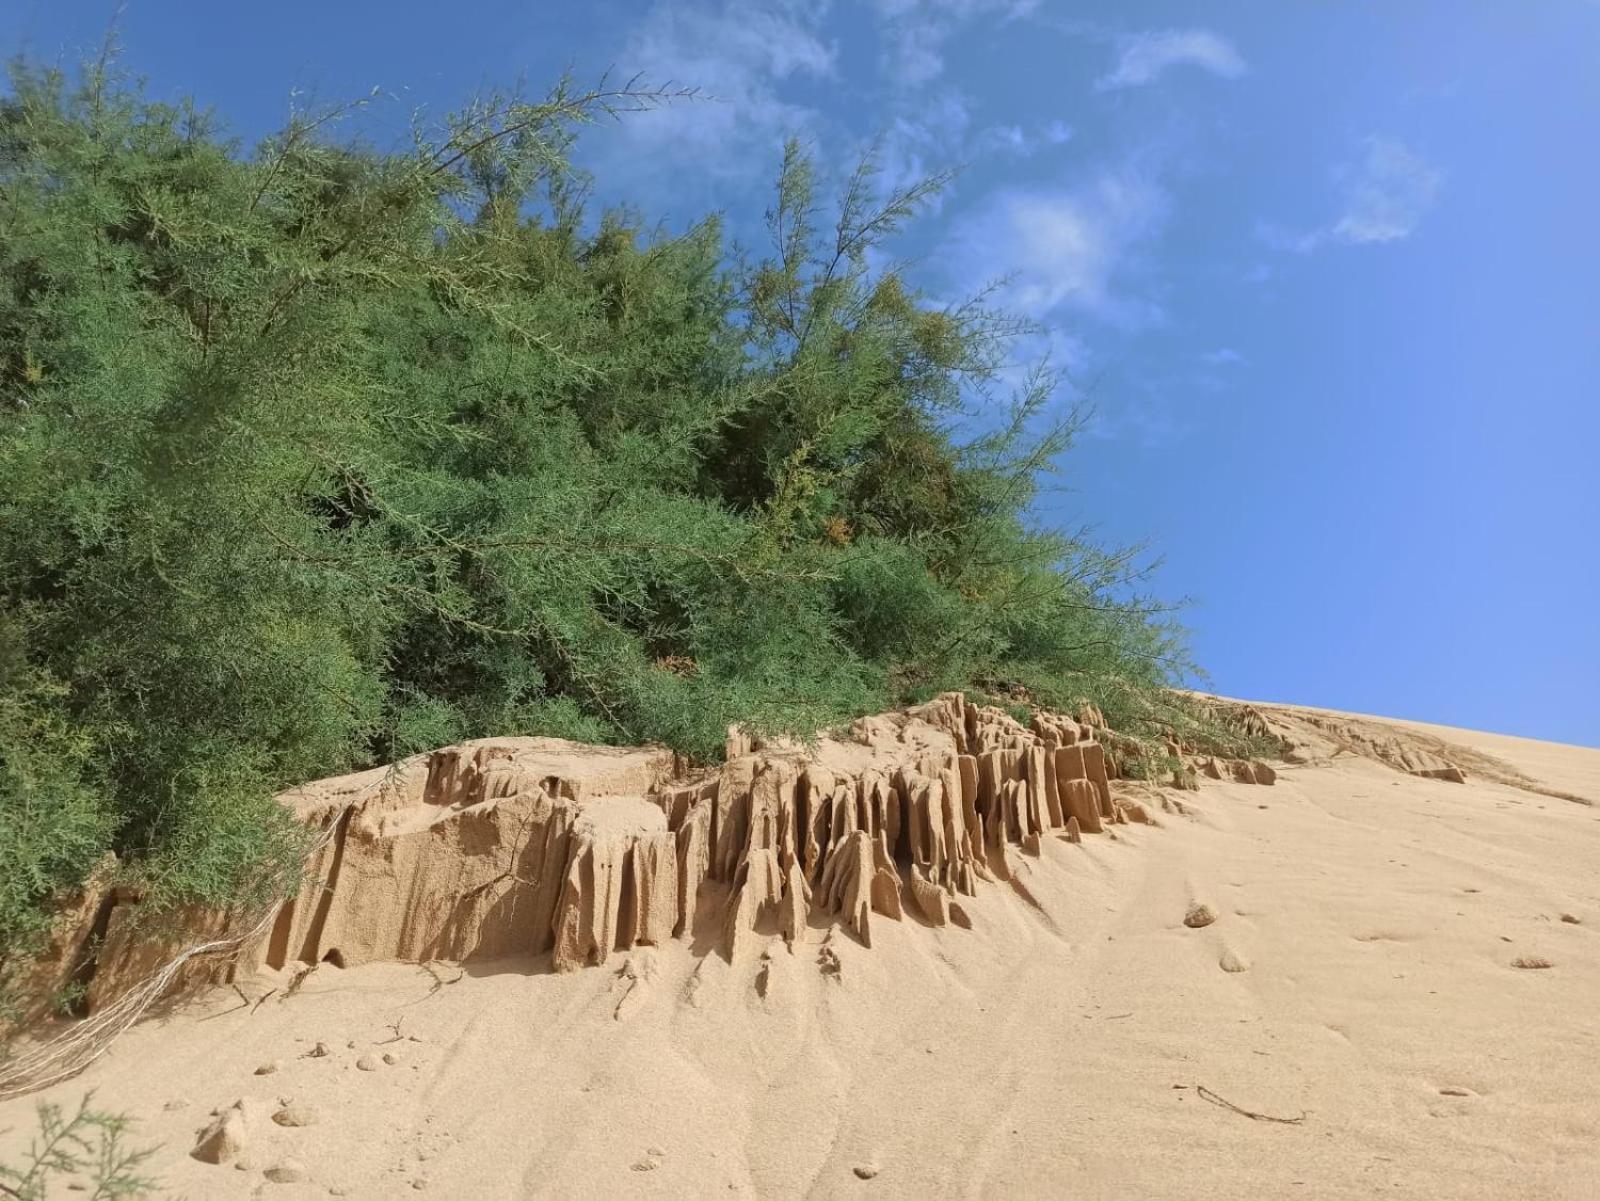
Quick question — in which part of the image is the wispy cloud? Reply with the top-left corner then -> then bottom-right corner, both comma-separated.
1269,136 -> 1444,252
945,161 -> 1170,327
1200,347 -> 1245,367
872,0 -> 1040,87
594,1 -> 835,196
592,0 -> 1054,218
877,89 -> 973,201
1096,29 -> 1245,91
976,118 -> 1073,158
1328,137 -> 1443,245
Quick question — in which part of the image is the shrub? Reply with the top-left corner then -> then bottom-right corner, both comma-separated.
0,1093 -> 158,1199
0,57 -> 1217,956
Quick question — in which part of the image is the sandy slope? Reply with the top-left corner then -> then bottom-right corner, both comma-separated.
3,706 -> 1597,1200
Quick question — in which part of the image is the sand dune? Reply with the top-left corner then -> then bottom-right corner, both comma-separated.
2,703 -> 1596,1199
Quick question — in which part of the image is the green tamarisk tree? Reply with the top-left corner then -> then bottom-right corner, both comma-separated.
0,57 -> 1220,981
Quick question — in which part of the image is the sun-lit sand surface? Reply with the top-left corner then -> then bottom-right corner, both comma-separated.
3,704 -> 1596,1199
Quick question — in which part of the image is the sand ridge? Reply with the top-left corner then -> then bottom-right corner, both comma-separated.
2,703 -> 1597,1198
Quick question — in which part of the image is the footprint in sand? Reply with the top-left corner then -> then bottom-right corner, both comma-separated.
264,1159 -> 308,1184
1218,947 -> 1250,973
631,1146 -> 667,1172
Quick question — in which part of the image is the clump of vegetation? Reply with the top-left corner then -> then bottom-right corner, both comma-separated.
0,1093 -> 158,1199
0,56 -> 1231,970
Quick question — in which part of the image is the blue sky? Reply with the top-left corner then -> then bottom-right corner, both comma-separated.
5,1 -> 1597,745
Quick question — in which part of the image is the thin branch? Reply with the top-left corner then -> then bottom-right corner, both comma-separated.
1195,1084 -> 1306,1125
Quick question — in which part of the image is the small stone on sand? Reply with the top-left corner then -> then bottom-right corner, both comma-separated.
191,1105 -> 248,1165
854,1165 -> 880,1180
357,1054 -> 380,1071
1184,903 -> 1217,929
272,1103 -> 318,1127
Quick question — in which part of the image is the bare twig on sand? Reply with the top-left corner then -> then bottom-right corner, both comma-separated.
282,962 -> 317,1000
424,961 -> 464,993
397,961 -> 465,1011
200,982 -> 253,1021
1196,1084 -> 1306,1125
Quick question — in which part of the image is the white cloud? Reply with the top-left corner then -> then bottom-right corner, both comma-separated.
877,89 -> 972,201
945,163 -> 1169,326
872,0 -> 1040,87
588,0 -> 1065,222
1329,137 -> 1443,244
1274,136 -> 1444,252
975,118 -> 1074,158
1096,29 -> 1246,91
595,1 -> 836,194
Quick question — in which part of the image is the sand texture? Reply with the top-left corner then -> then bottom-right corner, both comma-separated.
2,700 -> 1596,1199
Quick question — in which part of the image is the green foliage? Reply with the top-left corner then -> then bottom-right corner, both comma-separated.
0,1092 -> 158,1199
0,615 -> 113,962
0,58 -> 1207,952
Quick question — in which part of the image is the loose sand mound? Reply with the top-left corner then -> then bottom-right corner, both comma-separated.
2,701 -> 1596,1199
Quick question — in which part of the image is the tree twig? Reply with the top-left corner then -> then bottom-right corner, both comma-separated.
1195,1084 -> 1306,1125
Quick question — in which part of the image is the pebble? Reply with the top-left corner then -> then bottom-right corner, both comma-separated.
356,1054 -> 380,1071
190,1107 -> 248,1165
854,1164 -> 880,1180
255,1061 -> 279,1076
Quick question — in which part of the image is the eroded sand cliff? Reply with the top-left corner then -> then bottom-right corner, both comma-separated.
3,699 -> 1596,1199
